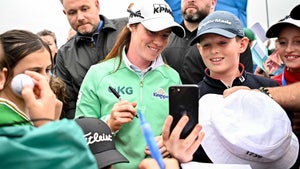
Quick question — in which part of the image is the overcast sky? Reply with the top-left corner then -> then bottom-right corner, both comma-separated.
0,0 -> 299,47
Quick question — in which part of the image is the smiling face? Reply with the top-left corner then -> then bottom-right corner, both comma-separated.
127,24 -> 171,70
197,34 -> 248,80
62,0 -> 100,35
277,25 -> 300,72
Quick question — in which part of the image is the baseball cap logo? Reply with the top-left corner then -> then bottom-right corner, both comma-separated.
153,4 -> 173,16
127,3 -> 144,19
84,132 -> 112,145
199,18 -> 232,30
126,0 -> 185,38
246,151 -> 263,158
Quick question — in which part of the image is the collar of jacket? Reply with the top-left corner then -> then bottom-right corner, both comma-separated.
203,63 -> 246,88
74,15 -> 120,44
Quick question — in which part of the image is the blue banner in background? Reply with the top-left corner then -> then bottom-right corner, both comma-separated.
167,0 -> 248,27
215,0 -> 248,27
165,0 -> 182,24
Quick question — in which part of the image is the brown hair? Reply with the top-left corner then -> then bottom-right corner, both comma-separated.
102,25 -> 134,71
49,76 -> 68,119
36,29 -> 57,46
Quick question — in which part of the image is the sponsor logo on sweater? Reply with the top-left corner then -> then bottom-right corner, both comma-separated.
153,88 -> 168,99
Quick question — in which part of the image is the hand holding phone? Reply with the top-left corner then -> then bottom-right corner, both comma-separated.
169,85 -> 199,139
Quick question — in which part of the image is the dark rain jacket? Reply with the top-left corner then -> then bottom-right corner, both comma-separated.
54,15 -> 127,118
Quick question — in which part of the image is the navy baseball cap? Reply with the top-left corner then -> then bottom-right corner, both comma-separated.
190,11 -> 244,46
290,4 -> 300,20
75,117 -> 129,169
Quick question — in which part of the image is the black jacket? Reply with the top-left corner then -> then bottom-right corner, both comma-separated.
54,15 -> 127,118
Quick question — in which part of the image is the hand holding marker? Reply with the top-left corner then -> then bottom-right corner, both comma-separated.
138,110 -> 165,169
109,86 -> 164,168
108,86 -> 138,118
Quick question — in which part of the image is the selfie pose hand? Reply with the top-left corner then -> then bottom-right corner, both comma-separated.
162,115 -> 204,162
144,135 -> 169,157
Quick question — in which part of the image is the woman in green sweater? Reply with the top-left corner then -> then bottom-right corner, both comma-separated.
75,0 -> 185,168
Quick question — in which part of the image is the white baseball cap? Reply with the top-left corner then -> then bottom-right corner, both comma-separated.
127,0 -> 185,38
198,90 -> 299,169
266,16 -> 300,38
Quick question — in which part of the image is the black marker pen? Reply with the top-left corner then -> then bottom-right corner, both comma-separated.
109,86 -> 122,101
109,86 -> 138,118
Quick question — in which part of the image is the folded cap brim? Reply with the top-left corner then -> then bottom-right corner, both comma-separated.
198,91 -> 299,169
266,18 -> 300,38
190,29 -> 236,46
94,149 -> 129,169
141,18 -> 185,38
201,121 -> 299,169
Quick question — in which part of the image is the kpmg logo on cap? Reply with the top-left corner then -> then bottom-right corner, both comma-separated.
153,3 -> 173,16
127,3 -> 144,19
85,132 -> 112,145
129,10 -> 143,18
199,18 -> 232,30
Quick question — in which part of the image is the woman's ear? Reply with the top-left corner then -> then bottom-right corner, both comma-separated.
127,24 -> 133,32
0,68 -> 8,90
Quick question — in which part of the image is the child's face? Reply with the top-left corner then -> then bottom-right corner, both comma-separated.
13,48 -> 52,80
0,47 -> 52,108
196,33 -> 247,77
277,25 -> 300,72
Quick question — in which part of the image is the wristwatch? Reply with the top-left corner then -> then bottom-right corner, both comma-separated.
259,87 -> 273,99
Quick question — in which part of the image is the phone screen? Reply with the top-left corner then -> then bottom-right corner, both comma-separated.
169,85 -> 199,139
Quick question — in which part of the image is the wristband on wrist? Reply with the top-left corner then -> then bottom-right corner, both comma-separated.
259,87 -> 273,99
